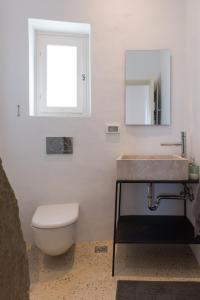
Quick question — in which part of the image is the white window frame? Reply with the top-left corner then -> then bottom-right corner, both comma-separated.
29,19 -> 91,117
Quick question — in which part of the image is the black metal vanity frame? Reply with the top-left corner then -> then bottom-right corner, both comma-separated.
112,179 -> 200,276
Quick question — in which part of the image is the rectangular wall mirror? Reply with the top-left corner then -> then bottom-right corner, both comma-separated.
125,50 -> 171,125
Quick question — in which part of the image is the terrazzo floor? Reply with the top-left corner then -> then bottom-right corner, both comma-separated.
29,241 -> 200,300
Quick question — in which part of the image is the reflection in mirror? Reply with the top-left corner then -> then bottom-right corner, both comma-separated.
125,50 -> 171,126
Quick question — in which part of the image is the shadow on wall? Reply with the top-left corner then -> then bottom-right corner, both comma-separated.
0,158 -> 30,299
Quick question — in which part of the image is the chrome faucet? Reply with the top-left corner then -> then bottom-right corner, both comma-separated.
160,131 -> 186,158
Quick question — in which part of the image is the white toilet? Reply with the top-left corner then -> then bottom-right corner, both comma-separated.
31,203 -> 79,256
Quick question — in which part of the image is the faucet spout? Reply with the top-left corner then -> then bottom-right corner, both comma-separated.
181,131 -> 186,158
160,131 -> 186,158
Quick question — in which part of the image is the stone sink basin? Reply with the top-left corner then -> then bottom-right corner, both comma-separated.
117,155 -> 189,181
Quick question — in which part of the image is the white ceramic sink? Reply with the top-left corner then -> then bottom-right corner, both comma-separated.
117,155 -> 189,180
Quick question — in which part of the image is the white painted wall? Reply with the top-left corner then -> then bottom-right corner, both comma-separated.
185,0 -> 200,262
0,0 -> 190,243
186,0 -> 200,164
0,0 -> 5,157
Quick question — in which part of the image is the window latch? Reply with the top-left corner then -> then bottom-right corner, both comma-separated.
82,73 -> 86,81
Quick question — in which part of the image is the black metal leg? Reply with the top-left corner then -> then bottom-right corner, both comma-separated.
184,184 -> 187,216
112,239 -> 116,277
112,181 -> 119,276
118,182 -> 122,219
184,199 -> 187,217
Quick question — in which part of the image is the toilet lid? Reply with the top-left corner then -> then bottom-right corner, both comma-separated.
32,203 -> 79,229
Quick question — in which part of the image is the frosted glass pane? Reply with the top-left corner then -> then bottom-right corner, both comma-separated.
46,45 -> 77,107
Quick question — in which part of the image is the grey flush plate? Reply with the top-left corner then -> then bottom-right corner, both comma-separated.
46,137 -> 73,154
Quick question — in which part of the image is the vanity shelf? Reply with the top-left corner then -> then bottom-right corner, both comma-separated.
116,215 -> 200,244
112,179 -> 199,276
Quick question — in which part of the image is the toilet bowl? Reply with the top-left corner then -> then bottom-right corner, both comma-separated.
31,203 -> 79,256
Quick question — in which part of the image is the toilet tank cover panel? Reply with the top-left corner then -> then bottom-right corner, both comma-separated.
32,203 -> 79,229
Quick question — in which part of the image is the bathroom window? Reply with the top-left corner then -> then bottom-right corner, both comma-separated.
29,19 -> 91,117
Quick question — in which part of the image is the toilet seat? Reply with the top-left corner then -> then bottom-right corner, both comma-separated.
32,203 -> 79,229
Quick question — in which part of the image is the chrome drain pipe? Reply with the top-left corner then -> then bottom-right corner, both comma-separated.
147,183 -> 158,211
147,183 -> 193,211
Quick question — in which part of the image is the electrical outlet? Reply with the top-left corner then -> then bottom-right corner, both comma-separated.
105,124 -> 120,134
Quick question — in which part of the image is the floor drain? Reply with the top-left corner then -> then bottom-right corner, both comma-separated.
94,246 -> 108,253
